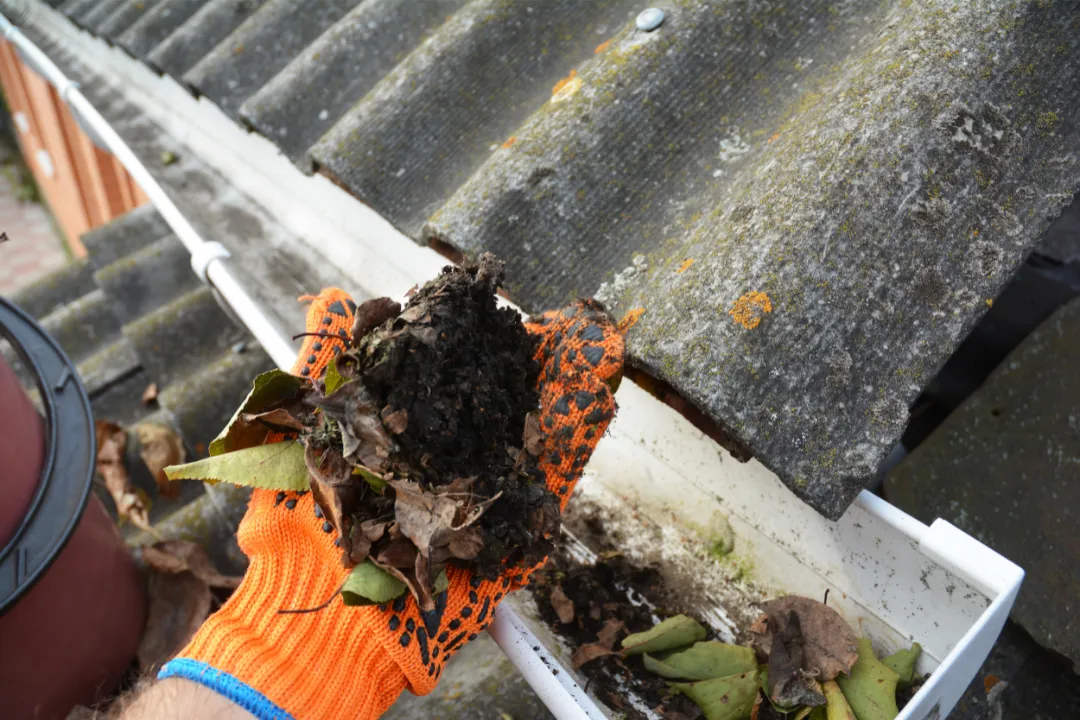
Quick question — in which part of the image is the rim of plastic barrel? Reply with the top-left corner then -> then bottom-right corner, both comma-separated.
0,296 -> 95,614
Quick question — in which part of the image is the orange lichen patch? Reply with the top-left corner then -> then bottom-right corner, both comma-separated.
729,291 -> 773,330
676,258 -> 695,273
768,132 -> 781,143
983,674 -> 1001,694
595,39 -> 613,54
501,135 -> 517,149
551,70 -> 582,103
552,69 -> 578,95
618,307 -> 645,334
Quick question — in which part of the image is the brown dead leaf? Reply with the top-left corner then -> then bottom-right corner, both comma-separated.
351,297 -> 402,343
380,406 -> 409,435
377,537 -> 419,568
523,411 -> 544,455
304,445 -> 357,557
137,570 -> 212,672
767,610 -> 826,708
446,526 -> 484,560
752,596 -> 859,682
135,423 -> 186,500
95,420 -> 153,532
597,618 -> 625,650
141,540 -> 241,589
551,586 -> 575,624
141,382 -> 158,405
241,408 -> 306,433
572,643 -> 617,669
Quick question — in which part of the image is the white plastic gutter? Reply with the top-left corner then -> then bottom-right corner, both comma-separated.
0,14 -> 297,371
0,12 -> 608,717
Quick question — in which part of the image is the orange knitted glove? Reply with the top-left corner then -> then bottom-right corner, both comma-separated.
159,288 -> 624,720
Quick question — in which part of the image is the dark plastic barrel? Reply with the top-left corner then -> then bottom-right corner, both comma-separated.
0,297 -> 146,719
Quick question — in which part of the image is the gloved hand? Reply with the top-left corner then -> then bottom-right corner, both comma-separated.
159,287 -> 624,720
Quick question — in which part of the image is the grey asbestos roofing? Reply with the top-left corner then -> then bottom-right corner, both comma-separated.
45,0 -> 1080,518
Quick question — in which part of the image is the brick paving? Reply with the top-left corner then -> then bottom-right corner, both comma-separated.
0,172 -> 67,296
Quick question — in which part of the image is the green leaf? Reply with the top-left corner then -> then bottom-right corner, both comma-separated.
209,370 -> 304,456
434,570 -> 449,595
670,670 -> 759,720
644,642 -> 758,680
341,561 -> 408,606
622,615 -> 708,656
835,639 -> 899,720
806,707 -> 828,720
324,356 -> 346,395
353,465 -> 388,493
823,680 -> 857,720
164,441 -> 309,490
882,643 -> 921,689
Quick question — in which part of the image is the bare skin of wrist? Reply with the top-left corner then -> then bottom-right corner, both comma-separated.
118,679 -> 255,720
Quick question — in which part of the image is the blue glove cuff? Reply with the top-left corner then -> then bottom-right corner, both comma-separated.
159,658 -> 295,720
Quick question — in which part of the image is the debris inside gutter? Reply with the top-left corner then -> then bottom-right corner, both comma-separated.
530,504 -> 924,720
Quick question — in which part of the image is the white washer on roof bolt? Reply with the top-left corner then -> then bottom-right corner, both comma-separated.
636,8 -> 665,31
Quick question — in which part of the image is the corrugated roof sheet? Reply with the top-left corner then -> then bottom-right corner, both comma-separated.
46,0 -> 1080,518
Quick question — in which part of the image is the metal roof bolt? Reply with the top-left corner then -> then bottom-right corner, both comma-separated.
636,8 -> 665,32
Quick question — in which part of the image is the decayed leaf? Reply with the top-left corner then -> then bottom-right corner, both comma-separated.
523,411 -> 544,455
308,382 -> 392,471
670,670 -> 760,720
597,618 -> 625,649
644,642 -> 758,681
835,639 -> 899,720
380,406 -> 409,435
550,586 -> 575,624
752,596 -> 859,682
164,441 -> 309,490
882,642 -> 921,689
350,297 -> 401,343
95,420 -> 152,532
572,643 -> 617,669
135,422 -> 186,499
304,444 -> 356,555
822,680 -> 857,720
572,618 -> 625,668
141,382 -> 158,404
341,560 -> 408,606
767,611 -> 826,709
137,570 -> 212,672
240,408 -> 306,433
621,614 -> 708,657
141,540 -> 242,589
209,369 -> 304,456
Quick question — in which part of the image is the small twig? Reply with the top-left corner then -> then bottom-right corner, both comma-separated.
277,579 -> 347,615
291,331 -> 348,342
823,589 -> 830,606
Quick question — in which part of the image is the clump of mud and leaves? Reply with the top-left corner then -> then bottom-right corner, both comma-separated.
534,542 -> 924,720
165,255 -> 560,610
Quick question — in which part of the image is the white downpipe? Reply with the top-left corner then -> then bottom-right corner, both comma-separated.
0,16 -> 297,370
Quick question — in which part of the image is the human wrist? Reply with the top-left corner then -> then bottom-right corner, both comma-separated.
120,678 -> 256,720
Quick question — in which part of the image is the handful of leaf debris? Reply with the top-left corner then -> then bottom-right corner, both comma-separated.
166,256 -> 560,610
